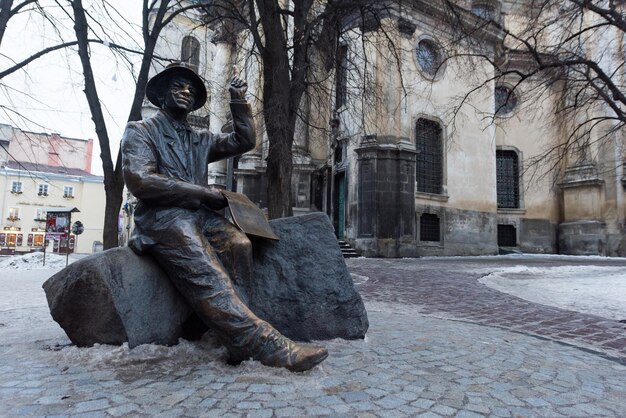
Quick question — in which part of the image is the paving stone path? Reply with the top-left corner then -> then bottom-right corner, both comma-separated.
2,309 -> 626,418
1,257 -> 626,417
347,257 -> 626,363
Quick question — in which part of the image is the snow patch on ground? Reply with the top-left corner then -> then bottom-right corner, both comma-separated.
55,337 -> 225,370
350,273 -> 369,285
0,252 -> 71,270
52,334 -> 334,382
480,265 -> 626,320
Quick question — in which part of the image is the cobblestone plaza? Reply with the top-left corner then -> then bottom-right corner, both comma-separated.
1,256 -> 626,417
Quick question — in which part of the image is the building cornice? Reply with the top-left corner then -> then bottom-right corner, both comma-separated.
0,167 -> 103,183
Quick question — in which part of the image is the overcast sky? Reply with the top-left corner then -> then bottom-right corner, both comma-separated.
0,1 -> 144,175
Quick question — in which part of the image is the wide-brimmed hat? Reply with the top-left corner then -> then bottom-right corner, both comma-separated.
145,62 -> 207,111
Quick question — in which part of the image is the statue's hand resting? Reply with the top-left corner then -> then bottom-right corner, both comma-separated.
229,76 -> 248,101
203,187 -> 228,210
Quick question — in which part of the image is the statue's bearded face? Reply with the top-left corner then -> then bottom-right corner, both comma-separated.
163,76 -> 197,113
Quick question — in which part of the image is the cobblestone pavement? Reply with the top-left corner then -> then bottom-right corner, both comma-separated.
1,257 -> 626,417
347,256 -> 626,364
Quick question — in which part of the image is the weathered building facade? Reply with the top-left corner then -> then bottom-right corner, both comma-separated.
141,0 -> 625,257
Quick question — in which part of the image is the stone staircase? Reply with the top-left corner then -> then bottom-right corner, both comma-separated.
338,240 -> 360,258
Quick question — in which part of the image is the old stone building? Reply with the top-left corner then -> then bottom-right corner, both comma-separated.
139,0 -> 625,257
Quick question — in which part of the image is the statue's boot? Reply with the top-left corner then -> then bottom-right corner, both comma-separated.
230,322 -> 328,372
197,298 -> 327,372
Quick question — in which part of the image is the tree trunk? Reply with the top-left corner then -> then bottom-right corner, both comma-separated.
266,134 -> 293,219
103,160 -> 125,249
0,0 -> 14,47
261,61 -> 294,218
256,0 -> 298,219
71,0 -> 122,249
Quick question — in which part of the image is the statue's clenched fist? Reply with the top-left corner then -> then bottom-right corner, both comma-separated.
229,76 -> 248,101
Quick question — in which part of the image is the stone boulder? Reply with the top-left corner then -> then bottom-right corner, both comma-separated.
43,213 -> 369,348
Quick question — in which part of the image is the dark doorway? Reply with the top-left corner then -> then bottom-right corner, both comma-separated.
333,172 -> 346,240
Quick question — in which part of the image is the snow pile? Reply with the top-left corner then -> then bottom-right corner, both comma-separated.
0,252 -> 70,270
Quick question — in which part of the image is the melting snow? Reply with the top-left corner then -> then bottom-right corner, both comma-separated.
0,252 -> 71,270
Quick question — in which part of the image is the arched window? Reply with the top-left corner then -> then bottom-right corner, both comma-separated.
415,118 -> 443,194
496,149 -> 520,208
181,36 -> 200,71
472,3 -> 496,20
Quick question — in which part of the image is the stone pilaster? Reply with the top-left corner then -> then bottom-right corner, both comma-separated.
558,163 -> 606,255
354,138 -> 417,257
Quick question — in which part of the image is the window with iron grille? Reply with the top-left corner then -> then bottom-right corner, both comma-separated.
416,118 -> 443,194
181,36 -> 200,71
420,213 -> 440,242
497,224 -> 517,247
496,150 -> 520,208
335,44 -> 348,109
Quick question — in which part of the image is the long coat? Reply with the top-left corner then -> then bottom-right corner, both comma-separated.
121,102 -> 256,253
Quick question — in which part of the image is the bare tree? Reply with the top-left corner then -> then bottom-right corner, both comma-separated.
200,0 -> 394,219
69,0 -> 210,248
0,0 -> 39,46
440,0 -> 626,176
2,0 -> 208,249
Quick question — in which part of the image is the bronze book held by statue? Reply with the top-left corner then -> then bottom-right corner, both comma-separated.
221,190 -> 279,241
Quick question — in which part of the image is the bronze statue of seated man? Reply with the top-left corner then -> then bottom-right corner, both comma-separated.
121,62 -> 328,372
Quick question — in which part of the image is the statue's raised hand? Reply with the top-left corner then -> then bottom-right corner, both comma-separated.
229,76 -> 248,101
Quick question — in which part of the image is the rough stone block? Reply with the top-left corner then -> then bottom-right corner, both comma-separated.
43,213 -> 368,347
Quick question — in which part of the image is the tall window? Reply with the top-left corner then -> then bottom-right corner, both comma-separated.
38,184 -> 49,196
335,44 -> 348,109
416,118 -> 443,194
63,186 -> 74,198
496,150 -> 520,208
181,36 -> 200,71
11,181 -> 22,193
36,208 -> 47,221
7,207 -> 20,221
34,234 -> 44,246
